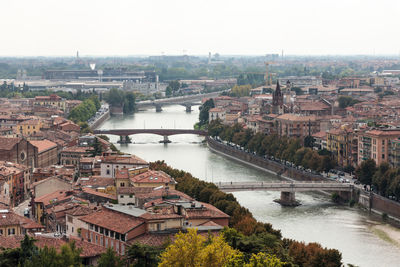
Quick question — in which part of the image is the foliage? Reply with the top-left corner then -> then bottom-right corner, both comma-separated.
338,96 -> 360,109
285,239 -> 342,267
68,97 -> 99,124
230,85 -> 252,97
98,248 -> 123,267
89,137 -> 103,157
198,98 -> 215,127
166,80 -> 180,96
126,242 -> 162,267
0,237 -> 84,267
105,88 -> 136,114
237,73 -> 265,87
159,228 -> 239,267
209,121 -> 335,173
355,159 -> 376,185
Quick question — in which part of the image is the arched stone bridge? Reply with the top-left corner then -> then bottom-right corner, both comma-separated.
94,129 -> 207,143
216,181 -> 353,206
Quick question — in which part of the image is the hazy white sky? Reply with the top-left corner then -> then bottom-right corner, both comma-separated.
2,0 -> 399,56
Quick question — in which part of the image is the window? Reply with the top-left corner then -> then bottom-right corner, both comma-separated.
110,231 -> 114,238
90,232 -> 93,242
0,229 -> 3,235
120,195 -> 124,198
129,195 -> 133,198
106,170 -> 110,175
95,226 -> 98,232
105,238 -> 108,248
382,140 -> 385,145
382,154 -> 385,159
8,228 -> 15,235
115,233 -> 120,240
72,227 -> 74,233
95,235 -> 98,244
111,241 -> 114,248
100,227 -> 104,234
121,244 -> 125,255
105,229 -> 109,236
100,236 -> 103,246
121,182 -> 125,187
121,234 -> 125,242
89,224 -> 93,230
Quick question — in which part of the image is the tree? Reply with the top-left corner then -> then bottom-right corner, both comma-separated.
198,98 -> 215,126
127,242 -> 161,267
90,137 -> 103,157
355,159 -> 376,185
98,248 -> 123,267
338,96 -> 359,109
123,92 -> 136,114
166,80 -> 180,96
159,228 -> 239,267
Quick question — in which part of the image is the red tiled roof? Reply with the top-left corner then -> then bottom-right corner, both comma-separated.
80,209 -> 144,234
185,202 -> 229,220
82,187 -> 117,200
29,139 -> 57,153
130,170 -> 176,185
0,137 -> 21,150
34,190 -> 73,206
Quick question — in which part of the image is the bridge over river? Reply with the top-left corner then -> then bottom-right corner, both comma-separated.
94,129 -> 207,143
216,181 -> 353,206
136,91 -> 223,112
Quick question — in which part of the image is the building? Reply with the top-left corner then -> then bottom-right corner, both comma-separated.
272,82 -> 284,115
130,170 -> 177,189
100,155 -> 148,178
0,161 -> 30,206
209,108 -> 226,122
0,137 -> 37,167
278,76 -> 323,88
60,146 -> 92,166
17,119 -> 43,136
357,129 -> 400,166
29,140 -> 58,167
0,209 -> 44,236
275,114 -> 320,138
33,94 -> 66,111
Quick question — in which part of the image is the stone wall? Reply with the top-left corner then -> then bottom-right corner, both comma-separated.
371,193 -> 400,219
207,137 -> 324,182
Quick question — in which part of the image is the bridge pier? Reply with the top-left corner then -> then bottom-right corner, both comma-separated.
155,104 -> 162,112
274,191 -> 300,207
159,135 -> 171,144
117,135 -> 132,144
185,104 -> 192,112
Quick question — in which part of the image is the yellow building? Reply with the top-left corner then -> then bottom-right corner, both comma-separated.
17,119 -> 43,136
33,94 -> 66,111
326,126 -> 355,167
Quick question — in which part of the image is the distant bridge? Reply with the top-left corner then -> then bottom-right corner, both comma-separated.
136,91 -> 223,112
94,129 -> 207,143
216,181 -> 353,206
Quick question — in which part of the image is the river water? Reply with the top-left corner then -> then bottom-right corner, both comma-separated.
100,105 -> 400,267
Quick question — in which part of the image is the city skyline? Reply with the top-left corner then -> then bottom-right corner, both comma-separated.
2,0 -> 400,56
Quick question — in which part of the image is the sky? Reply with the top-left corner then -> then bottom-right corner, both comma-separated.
1,0 -> 400,57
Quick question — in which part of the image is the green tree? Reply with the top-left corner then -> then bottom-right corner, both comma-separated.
127,242 -> 161,267
355,159 -> 377,185
198,98 -> 215,126
98,248 -> 123,267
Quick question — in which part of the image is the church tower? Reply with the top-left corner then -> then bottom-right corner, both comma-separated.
272,82 -> 284,114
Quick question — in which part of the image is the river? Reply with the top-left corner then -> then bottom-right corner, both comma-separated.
99,105 -> 400,267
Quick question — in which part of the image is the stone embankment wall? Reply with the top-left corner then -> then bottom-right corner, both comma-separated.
90,109 -> 110,130
207,137 -> 324,182
358,190 -> 400,220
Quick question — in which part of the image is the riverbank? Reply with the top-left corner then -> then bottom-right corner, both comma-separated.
89,104 -> 110,130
